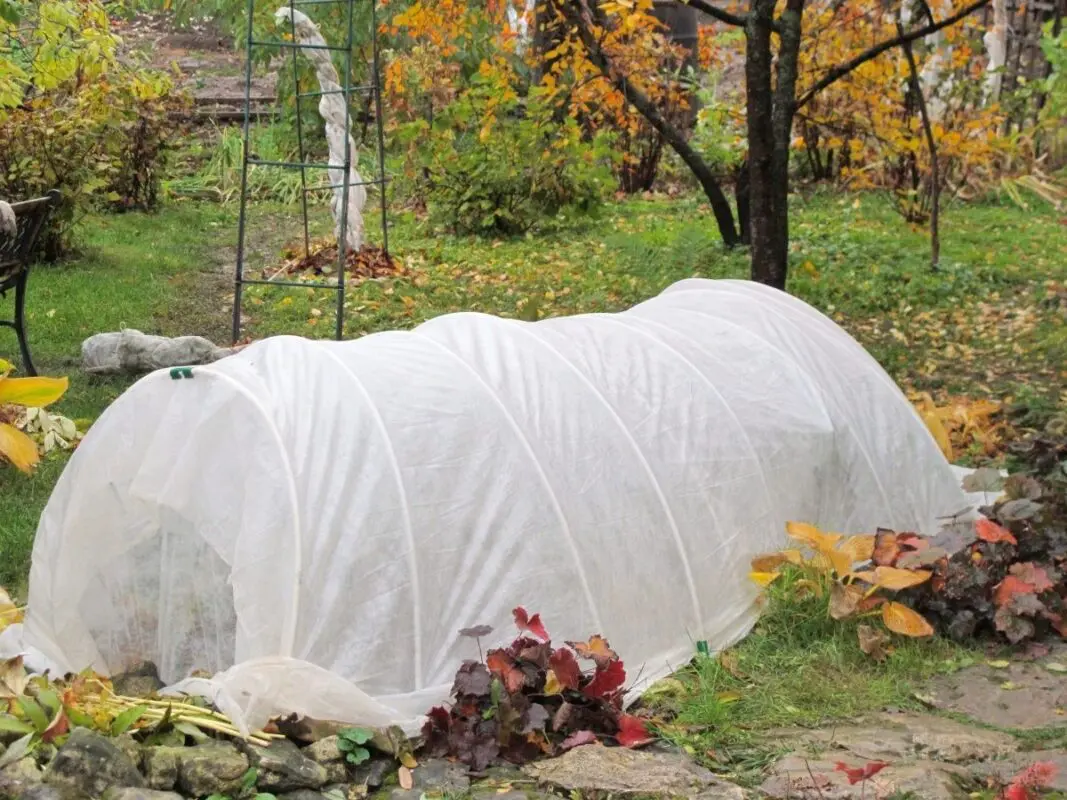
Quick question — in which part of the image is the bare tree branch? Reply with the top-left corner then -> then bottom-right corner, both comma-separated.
680,0 -> 747,28
795,0 -> 990,108
560,0 -> 740,245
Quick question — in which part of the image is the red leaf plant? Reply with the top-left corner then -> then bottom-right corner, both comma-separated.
422,609 -> 651,769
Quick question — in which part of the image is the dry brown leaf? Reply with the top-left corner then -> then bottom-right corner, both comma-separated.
857,624 -> 890,661
851,566 -> 932,590
0,656 -> 28,699
398,766 -> 413,790
829,582 -> 864,620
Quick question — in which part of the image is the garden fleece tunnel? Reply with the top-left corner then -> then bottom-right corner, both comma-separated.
24,279 -> 969,734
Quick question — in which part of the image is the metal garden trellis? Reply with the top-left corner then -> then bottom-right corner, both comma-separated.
231,0 -> 389,343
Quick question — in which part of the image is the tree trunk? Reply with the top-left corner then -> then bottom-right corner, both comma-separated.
745,0 -> 779,286
901,29 -> 941,269
768,0 -> 804,289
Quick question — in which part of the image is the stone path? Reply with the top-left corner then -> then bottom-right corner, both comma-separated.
3,648 -> 1066,800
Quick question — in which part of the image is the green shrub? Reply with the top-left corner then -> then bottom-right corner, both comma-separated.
405,76 -> 614,237
0,0 -> 184,257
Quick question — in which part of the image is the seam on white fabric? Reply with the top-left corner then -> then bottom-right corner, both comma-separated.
196,366 -> 304,658
313,346 -> 424,689
653,291 -> 896,524
411,330 -> 604,634
511,320 -> 705,636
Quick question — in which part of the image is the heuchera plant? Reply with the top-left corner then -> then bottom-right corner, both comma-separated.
421,608 -> 652,770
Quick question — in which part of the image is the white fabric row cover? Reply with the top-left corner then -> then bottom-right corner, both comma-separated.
24,278 -> 967,734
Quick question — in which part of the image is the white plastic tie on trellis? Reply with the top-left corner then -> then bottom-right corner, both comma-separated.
274,6 -> 367,252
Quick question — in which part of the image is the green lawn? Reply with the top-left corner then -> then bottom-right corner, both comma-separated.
1,190 -> 1065,589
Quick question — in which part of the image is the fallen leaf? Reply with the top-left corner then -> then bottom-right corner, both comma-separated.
850,566 -> 932,590
398,766 -> 413,790
857,625 -> 890,661
1045,663 -> 1067,673
750,550 -> 803,572
749,571 -> 781,587
0,656 -> 28,699
835,760 -> 889,785
837,535 -> 876,563
615,714 -> 653,748
986,660 -> 1011,669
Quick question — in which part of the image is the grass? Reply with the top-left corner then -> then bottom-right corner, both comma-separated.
643,571 -> 979,784
0,189 -> 1064,590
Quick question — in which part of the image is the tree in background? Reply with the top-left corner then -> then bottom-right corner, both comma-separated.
560,0 -> 992,288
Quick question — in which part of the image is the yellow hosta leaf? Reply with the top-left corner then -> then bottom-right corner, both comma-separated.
882,601 -> 934,637
837,535 -> 876,564
810,548 -> 853,577
0,359 -> 12,377
0,422 -> 39,472
0,375 -> 68,408
749,571 -> 781,587
786,521 -> 842,553
853,566 -> 932,591
750,550 -> 803,572
920,410 -> 953,461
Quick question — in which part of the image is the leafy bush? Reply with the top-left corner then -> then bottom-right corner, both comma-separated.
421,607 -> 651,770
406,69 -> 613,236
0,0 -> 185,257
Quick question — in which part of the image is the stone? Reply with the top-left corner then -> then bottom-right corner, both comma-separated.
408,759 -> 468,793
760,753 -> 968,800
768,711 -> 1018,764
81,331 -> 238,376
243,740 -> 328,793
102,789 -> 184,800
15,785 -> 87,800
142,749 -> 181,792
110,664 -> 164,700
278,792 -> 330,800
304,738 -> 342,765
0,756 -> 44,799
176,743 -> 249,797
971,749 -> 1067,791
44,729 -> 145,798
523,745 -> 746,799
321,764 -> 347,785
920,656 -> 1067,729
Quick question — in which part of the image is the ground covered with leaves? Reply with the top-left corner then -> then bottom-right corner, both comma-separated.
1,190 -> 1065,590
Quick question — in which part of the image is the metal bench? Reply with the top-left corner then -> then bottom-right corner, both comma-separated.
0,190 -> 60,376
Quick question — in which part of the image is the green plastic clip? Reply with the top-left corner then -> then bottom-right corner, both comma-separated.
696,640 -> 709,656
169,367 -> 194,380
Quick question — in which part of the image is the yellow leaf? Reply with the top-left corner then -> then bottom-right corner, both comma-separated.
543,670 -> 562,695
921,410 -> 953,461
750,550 -> 803,572
0,422 -> 39,472
837,535 -> 876,564
882,601 -> 934,637
0,375 -> 68,408
853,566 -> 932,591
0,359 -> 12,377
749,571 -> 781,587
786,521 -> 842,553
